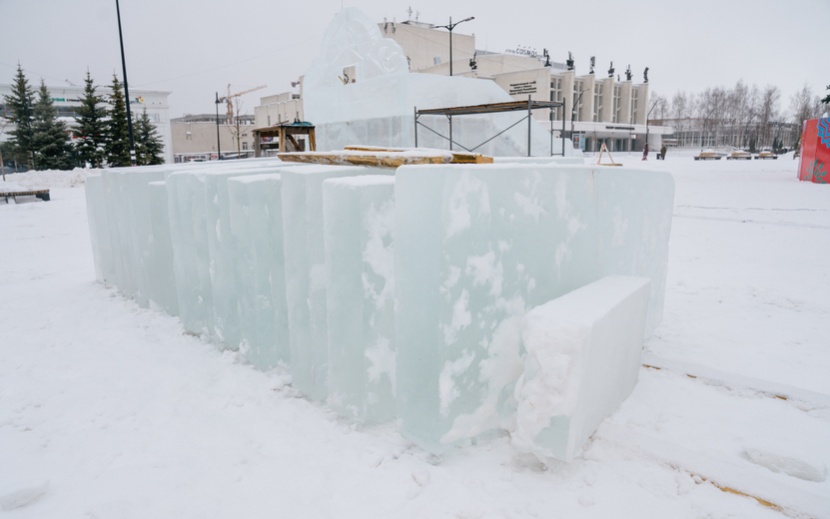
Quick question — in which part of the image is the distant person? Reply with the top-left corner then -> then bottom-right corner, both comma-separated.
660,144 -> 667,160
642,143 -> 649,161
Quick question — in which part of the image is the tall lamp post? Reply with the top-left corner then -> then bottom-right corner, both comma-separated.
214,92 -> 224,160
435,16 -> 474,76
114,0 -> 136,166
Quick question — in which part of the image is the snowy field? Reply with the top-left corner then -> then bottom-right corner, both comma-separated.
1,151 -> 828,518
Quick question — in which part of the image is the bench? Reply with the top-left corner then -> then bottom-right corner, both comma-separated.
1,189 -> 51,203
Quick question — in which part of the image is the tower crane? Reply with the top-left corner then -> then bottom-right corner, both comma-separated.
218,84 -> 267,124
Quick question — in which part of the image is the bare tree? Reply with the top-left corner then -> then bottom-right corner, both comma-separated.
757,85 -> 780,149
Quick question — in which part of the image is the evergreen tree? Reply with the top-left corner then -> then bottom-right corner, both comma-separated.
104,74 -> 132,167
3,64 -> 36,168
135,109 -> 164,165
74,71 -> 107,168
822,85 -> 830,106
31,80 -> 74,170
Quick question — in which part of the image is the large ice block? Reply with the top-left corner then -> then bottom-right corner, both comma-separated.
394,164 -> 674,453
97,168 -> 165,306
512,275 -> 651,461
165,170 -> 216,337
227,173 -> 289,369
281,165 -> 393,401
147,181 -> 178,316
127,169 -> 166,308
84,174 -> 113,285
323,176 -> 396,423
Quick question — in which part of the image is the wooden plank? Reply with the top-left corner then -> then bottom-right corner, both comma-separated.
277,151 -> 453,168
342,146 -> 493,164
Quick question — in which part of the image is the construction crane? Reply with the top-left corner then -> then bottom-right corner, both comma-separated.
219,84 -> 267,124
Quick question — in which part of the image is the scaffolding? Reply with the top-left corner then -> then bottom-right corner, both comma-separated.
414,97 -> 566,157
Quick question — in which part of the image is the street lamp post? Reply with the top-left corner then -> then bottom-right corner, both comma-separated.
435,16 -> 474,77
215,92 -> 224,160
114,0 -> 136,166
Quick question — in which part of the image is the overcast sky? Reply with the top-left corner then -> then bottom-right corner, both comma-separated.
2,0 -> 827,118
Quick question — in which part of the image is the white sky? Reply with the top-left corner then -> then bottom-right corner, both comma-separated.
2,0 -> 827,118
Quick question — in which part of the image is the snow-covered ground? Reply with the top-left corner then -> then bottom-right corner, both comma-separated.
1,151 -> 828,518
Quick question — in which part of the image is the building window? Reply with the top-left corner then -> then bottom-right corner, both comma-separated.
593,83 -> 603,122
573,80 -> 584,121
242,142 -> 248,151
631,89 -> 639,124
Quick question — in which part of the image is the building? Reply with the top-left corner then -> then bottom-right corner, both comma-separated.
248,12 -> 671,154
170,114 -> 256,162
0,83 -> 173,164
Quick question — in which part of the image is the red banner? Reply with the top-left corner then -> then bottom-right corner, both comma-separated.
798,118 -> 830,183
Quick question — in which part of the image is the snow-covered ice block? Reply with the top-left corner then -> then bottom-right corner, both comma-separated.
394,163 -> 673,453
281,165 -> 393,401
324,176 -> 396,423
147,181 -> 178,316
512,275 -> 651,462
227,173 -> 289,369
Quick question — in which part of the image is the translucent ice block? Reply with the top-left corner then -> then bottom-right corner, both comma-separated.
323,176 -> 396,423
227,173 -> 290,369
393,163 -> 674,453
147,181 -> 178,316
84,174 -> 113,285
281,165 -> 393,401
512,275 -> 651,461
165,170 -> 216,337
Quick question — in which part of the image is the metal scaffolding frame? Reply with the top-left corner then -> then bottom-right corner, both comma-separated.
414,97 -> 566,157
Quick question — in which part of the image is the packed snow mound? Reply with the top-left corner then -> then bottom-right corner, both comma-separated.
1,168 -> 91,190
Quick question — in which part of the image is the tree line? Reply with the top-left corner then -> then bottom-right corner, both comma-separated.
1,64 -> 164,171
649,81 -> 829,150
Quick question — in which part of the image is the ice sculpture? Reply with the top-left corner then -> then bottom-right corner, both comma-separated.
304,8 -> 577,157
323,176 -> 396,423
512,276 -> 651,461
281,165 -> 394,401
394,164 -> 673,453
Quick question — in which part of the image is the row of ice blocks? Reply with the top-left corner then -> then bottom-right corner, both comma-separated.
85,159 -> 674,457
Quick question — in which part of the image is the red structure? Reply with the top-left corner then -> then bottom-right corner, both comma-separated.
798,118 -> 830,183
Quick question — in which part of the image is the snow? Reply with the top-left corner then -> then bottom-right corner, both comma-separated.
1,151 -> 828,518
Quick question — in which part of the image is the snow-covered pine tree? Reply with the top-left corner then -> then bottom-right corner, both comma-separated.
31,80 -> 75,170
74,71 -> 107,168
105,74 -> 131,167
3,64 -> 37,168
135,109 -> 164,165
